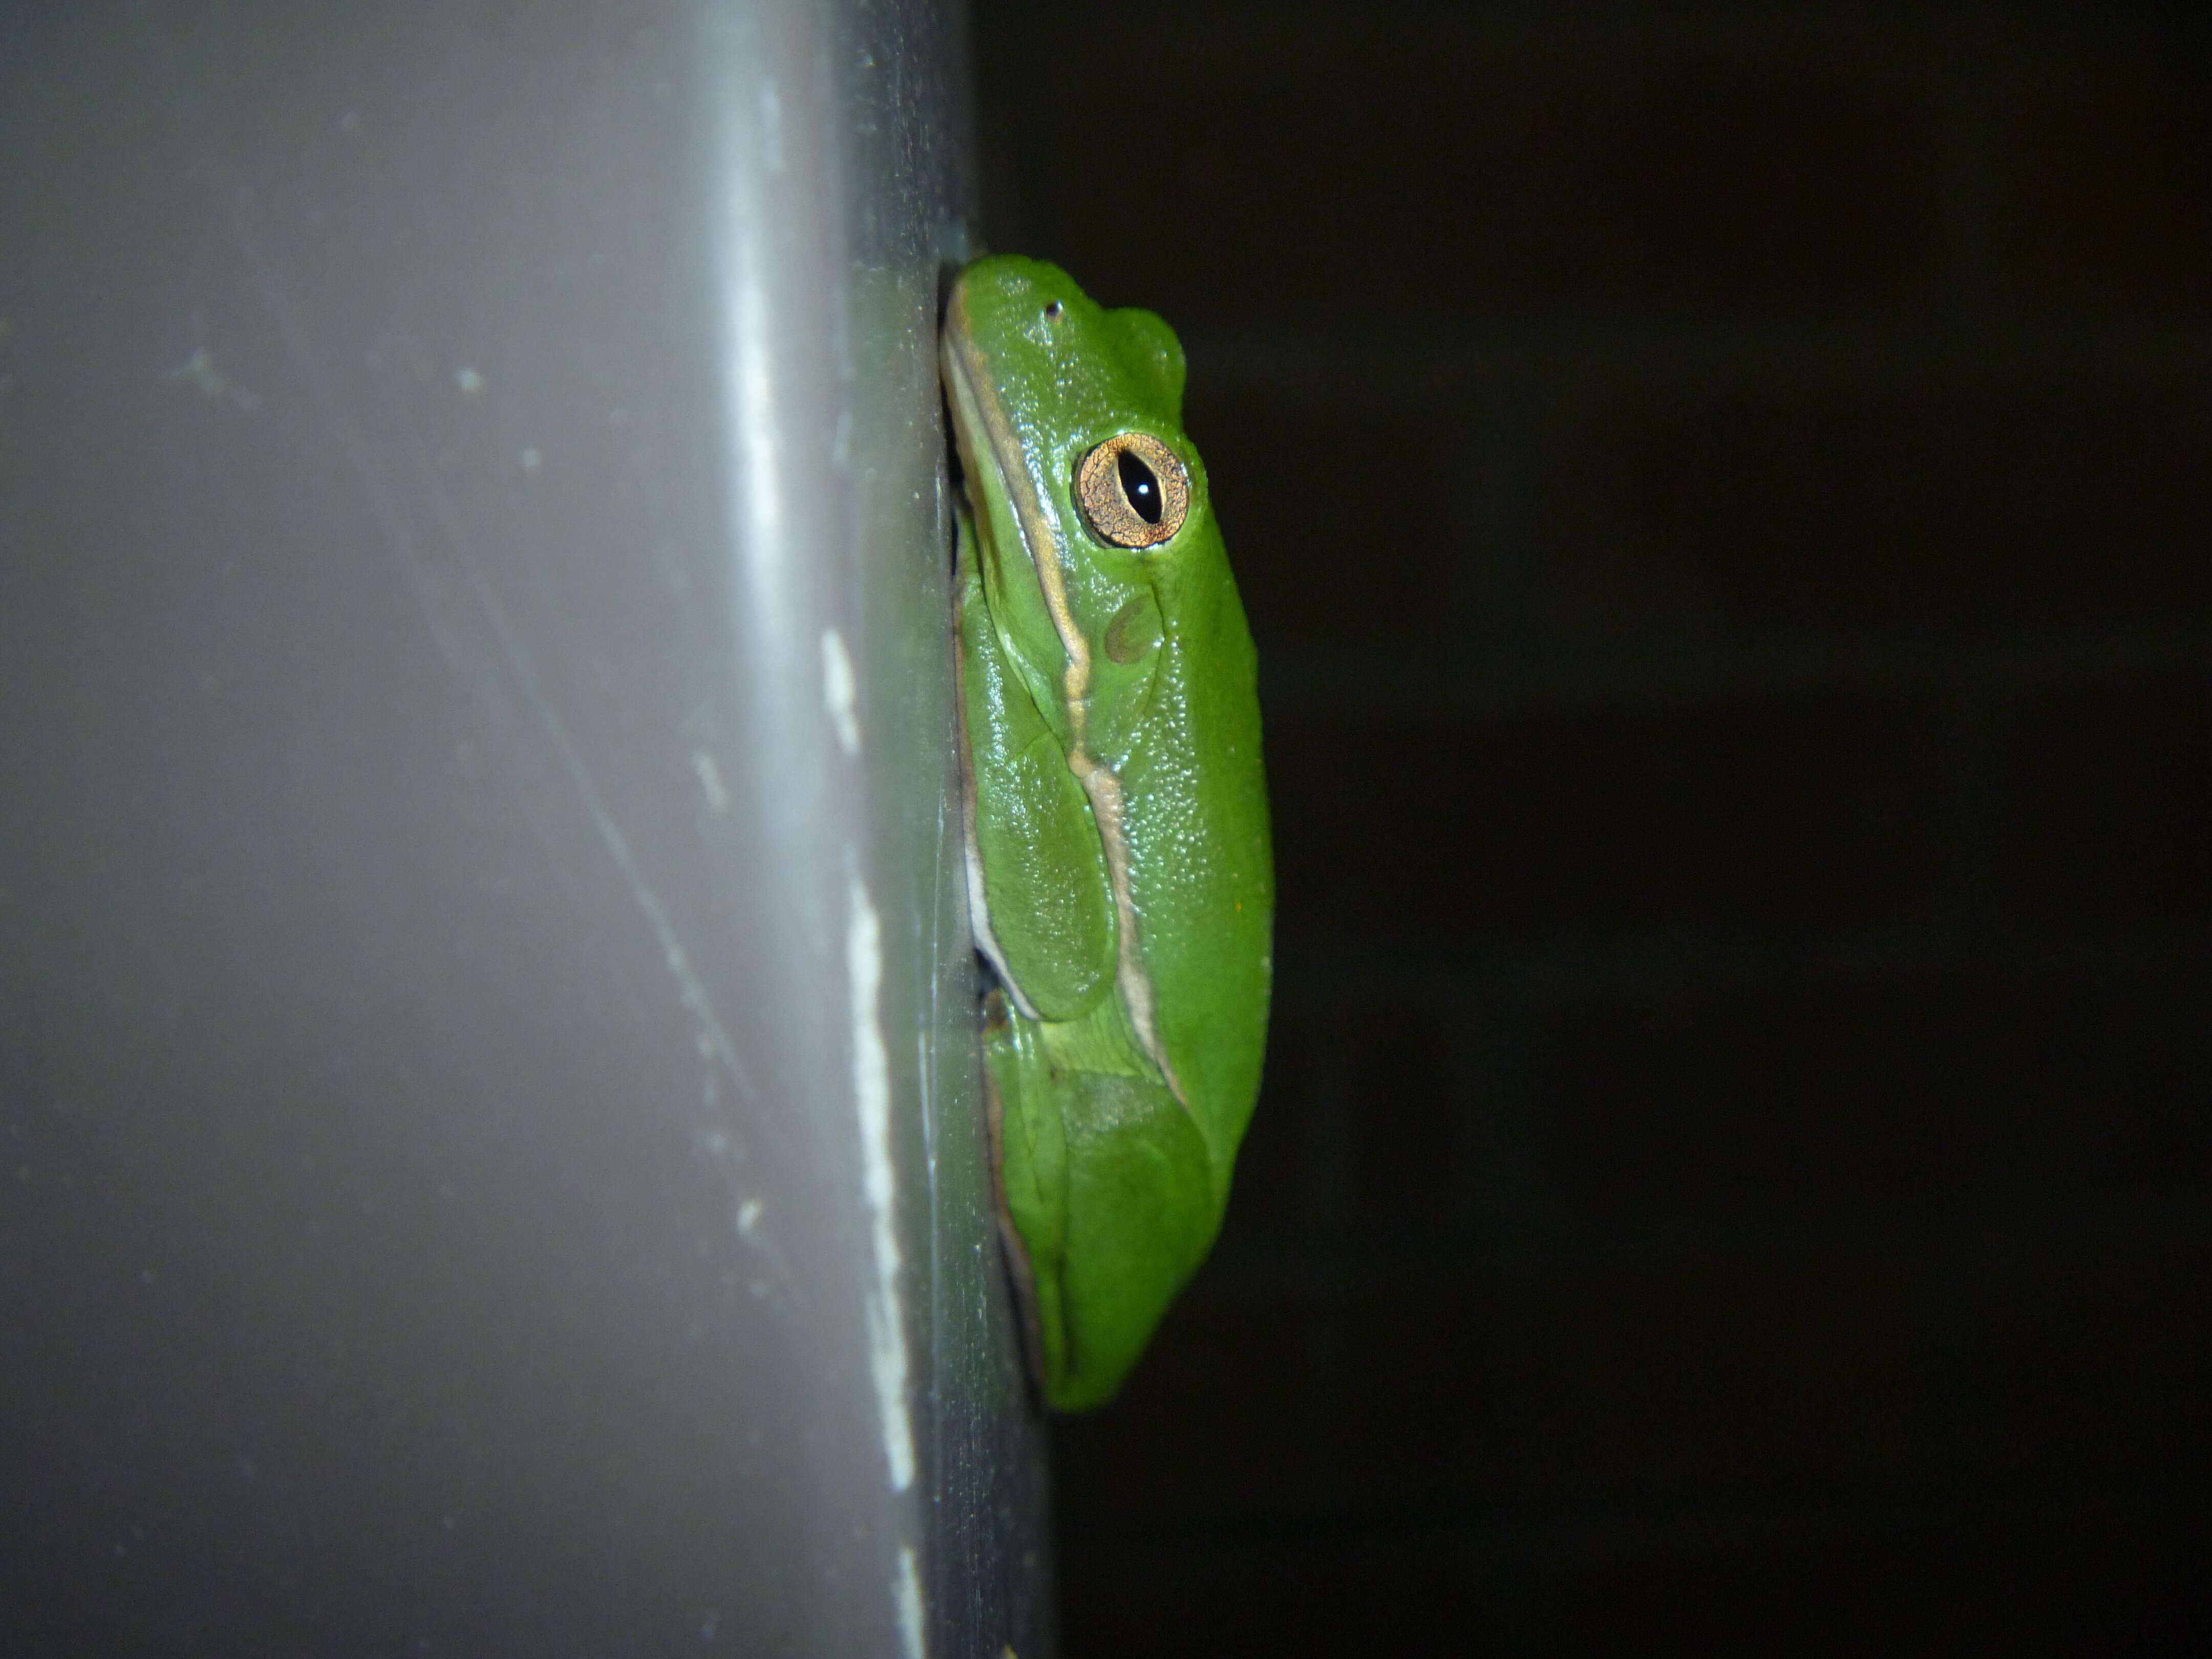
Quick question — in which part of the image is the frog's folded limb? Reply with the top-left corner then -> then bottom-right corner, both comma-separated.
956,509 -> 1117,1024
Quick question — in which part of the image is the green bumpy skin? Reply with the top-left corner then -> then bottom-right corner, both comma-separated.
943,256 -> 1273,1412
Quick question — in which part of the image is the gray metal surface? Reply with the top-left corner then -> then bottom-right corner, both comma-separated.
0,4 -> 1051,1653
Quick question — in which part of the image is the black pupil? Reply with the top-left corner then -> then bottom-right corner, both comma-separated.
1117,449 -> 1162,524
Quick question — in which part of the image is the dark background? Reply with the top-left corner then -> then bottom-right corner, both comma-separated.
971,2 -> 2212,1650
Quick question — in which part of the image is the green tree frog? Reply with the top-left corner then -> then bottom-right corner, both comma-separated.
942,256 -> 1272,1412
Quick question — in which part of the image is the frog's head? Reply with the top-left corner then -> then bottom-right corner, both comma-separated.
943,257 -> 1222,748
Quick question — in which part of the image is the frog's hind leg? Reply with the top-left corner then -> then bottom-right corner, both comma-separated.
1048,1070 -> 1219,1411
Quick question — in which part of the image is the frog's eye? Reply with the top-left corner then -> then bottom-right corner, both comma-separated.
1075,433 -> 1189,549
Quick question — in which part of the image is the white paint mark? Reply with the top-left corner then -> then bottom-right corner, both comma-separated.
822,630 -> 862,757
846,871 -> 913,1494
519,446 -> 543,475
759,80 -> 783,173
692,748 -> 732,814
455,367 -> 485,394
166,346 -> 260,411
894,1545 -> 926,1659
736,1197 -> 763,1239
696,1033 -> 723,1110
171,346 -> 226,397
